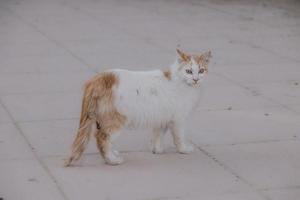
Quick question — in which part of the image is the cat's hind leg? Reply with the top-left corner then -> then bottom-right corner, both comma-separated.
169,121 -> 194,154
151,127 -> 166,154
95,130 -> 123,165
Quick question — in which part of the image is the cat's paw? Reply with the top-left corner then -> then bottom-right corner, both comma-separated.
105,153 -> 124,165
152,146 -> 164,154
178,144 -> 194,154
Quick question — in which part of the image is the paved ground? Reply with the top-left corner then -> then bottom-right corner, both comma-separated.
0,0 -> 300,199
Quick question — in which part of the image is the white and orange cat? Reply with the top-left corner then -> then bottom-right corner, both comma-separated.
65,49 -> 211,166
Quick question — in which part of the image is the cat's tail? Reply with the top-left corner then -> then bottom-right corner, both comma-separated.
64,79 -> 98,167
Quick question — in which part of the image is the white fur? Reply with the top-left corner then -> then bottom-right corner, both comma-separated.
102,57 -> 207,163
112,58 -> 205,129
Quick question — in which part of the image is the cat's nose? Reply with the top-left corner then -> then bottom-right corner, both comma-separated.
193,79 -> 198,83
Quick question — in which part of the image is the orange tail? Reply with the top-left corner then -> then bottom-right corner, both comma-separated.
64,81 -> 98,167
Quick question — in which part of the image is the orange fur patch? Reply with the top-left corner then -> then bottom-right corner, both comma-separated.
177,49 -> 191,62
87,72 -> 127,157
162,69 -> 172,81
65,72 -> 126,166
193,51 -> 211,71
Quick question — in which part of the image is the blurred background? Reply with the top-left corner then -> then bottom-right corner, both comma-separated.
0,0 -> 300,200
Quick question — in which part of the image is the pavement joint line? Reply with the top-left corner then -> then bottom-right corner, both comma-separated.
219,34 -> 300,64
199,138 -> 300,147
39,150 -> 154,159
195,2 -> 300,63
16,117 -> 80,124
0,69 -> 90,76
197,105 -> 299,112
5,6 -> 98,74
0,90 -> 83,97
63,1 -> 181,55
196,105 -> 292,112
212,71 -> 300,114
228,38 -> 300,63
0,67 -> 92,75
0,97 -> 70,200
198,1 -> 300,35
258,185 -> 300,191
39,148 -> 201,161
0,156 -> 38,162
14,101 -> 297,124
194,144 -> 271,200
0,91 -> 82,96
38,137 -> 300,160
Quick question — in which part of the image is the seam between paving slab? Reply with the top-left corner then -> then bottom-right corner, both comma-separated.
62,0 -> 177,61
5,2 -> 173,75
212,72 -> 300,114
259,185 -> 300,191
0,97 -> 70,200
226,38 -> 300,64
5,6 -> 97,74
198,1 -> 300,36
194,144 -> 272,200
199,138 -> 300,147
198,3 -> 300,63
173,1 -> 300,64
64,1 -> 177,54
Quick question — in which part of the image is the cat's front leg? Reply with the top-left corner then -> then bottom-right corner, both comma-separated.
169,121 -> 194,154
151,127 -> 166,154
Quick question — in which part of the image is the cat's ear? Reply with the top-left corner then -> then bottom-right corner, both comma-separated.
176,49 -> 191,62
200,51 -> 212,63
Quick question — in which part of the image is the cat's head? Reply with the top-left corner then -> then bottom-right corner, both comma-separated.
174,49 -> 211,86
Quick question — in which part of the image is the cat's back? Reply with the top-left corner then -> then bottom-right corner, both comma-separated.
108,68 -> 178,127
110,68 -> 170,92
111,68 -> 164,83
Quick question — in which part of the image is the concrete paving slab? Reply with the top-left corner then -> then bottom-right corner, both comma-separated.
290,104 -> 300,114
0,10 -> 47,44
248,35 -> 300,61
262,188 -> 300,200
1,92 -> 81,122
0,159 -> 65,200
218,63 -> 300,84
0,71 -> 93,95
0,123 -> 33,160
0,40 -> 67,58
61,38 -> 173,70
198,84 -> 278,111
0,54 -> 88,74
204,140 -> 300,189
200,1 -> 300,61
247,81 -> 300,106
189,107 -> 300,146
43,151 -> 254,200
18,119 -> 179,157
18,119 -> 80,157
0,104 -> 11,123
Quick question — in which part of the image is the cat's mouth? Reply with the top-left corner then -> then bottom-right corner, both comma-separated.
187,82 -> 200,87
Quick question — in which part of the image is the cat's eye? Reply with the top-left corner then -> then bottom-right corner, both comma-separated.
186,69 -> 193,74
199,68 -> 205,74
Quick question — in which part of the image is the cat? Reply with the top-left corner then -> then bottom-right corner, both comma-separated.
65,49 -> 211,166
